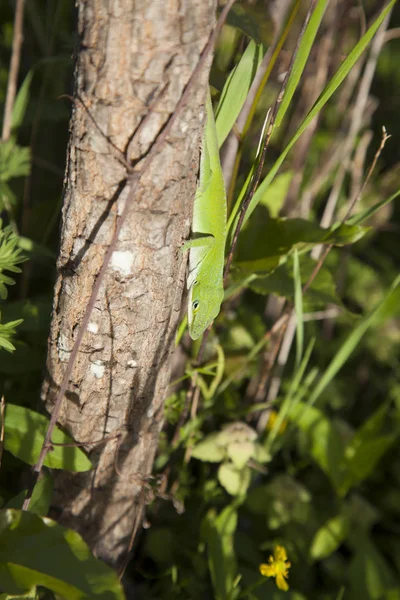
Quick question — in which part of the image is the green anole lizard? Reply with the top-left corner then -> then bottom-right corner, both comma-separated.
182,89 -> 227,340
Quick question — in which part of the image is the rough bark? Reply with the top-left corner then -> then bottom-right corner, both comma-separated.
42,0 -> 217,567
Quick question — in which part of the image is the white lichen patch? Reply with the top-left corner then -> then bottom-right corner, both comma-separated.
57,332 -> 71,362
111,250 -> 134,275
91,360 -> 105,379
127,359 -> 138,368
87,322 -> 99,334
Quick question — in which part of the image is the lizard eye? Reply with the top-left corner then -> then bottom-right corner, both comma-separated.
192,300 -> 199,312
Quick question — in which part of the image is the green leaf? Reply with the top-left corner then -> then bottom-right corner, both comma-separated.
217,422 -> 257,446
337,403 -> 400,496
228,0 -> 396,235
0,319 -> 23,353
235,212 -> 366,266
346,188 -> 400,227
0,140 -> 30,183
226,3 -> 271,44
252,442 -> 271,464
342,435 -> 398,498
0,509 -> 125,599
216,40 -> 264,147
192,433 -> 226,463
246,475 -> 311,529
265,338 -> 316,454
203,505 -> 239,600
5,471 -> 53,517
11,70 -> 34,133
293,250 -> 303,369
0,182 -> 17,210
226,441 -> 254,469
0,589 -> 37,600
310,513 -> 350,560
349,536 -> 399,600
4,404 -> 92,472
245,257 -> 341,310
0,222 -> 26,300
275,0 -> 328,127
199,344 -> 225,402
288,402 -> 346,489
218,463 -> 251,497
258,171 -> 293,218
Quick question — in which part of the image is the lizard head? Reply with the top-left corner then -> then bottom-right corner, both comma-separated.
188,280 -> 224,340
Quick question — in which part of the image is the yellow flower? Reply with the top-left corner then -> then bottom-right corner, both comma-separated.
259,545 -> 291,591
266,410 -> 287,435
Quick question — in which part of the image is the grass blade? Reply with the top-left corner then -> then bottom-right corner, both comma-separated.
346,188 -> 400,226
216,40 -> 264,147
309,273 -> 400,406
293,250 -> 303,369
228,0 -> 396,236
265,337 -> 315,452
275,0 -> 328,127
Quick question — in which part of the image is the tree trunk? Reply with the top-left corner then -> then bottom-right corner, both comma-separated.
42,0 -> 216,567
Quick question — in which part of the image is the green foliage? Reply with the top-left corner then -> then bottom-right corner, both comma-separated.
192,422 -> 269,497
0,509 -> 124,599
2,1 -> 400,599
275,0 -> 328,127
146,2 -> 400,599
0,222 -> 26,299
0,222 -> 26,351
227,0 -> 396,236
216,39 -> 264,147
202,505 -> 240,600
0,318 -> 23,352
6,471 -> 53,516
3,404 -> 92,471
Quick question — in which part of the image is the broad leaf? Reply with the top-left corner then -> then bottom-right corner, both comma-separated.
288,402 -> 346,489
4,404 -> 92,472
257,171 -> 293,218
337,403 -> 400,496
6,471 -> 53,516
310,513 -> 350,560
227,441 -> 254,469
218,463 -> 251,497
246,475 -> 312,529
349,535 -> 399,599
235,211 -> 366,265
0,509 -> 125,599
192,433 -> 226,463
244,257 -> 342,310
